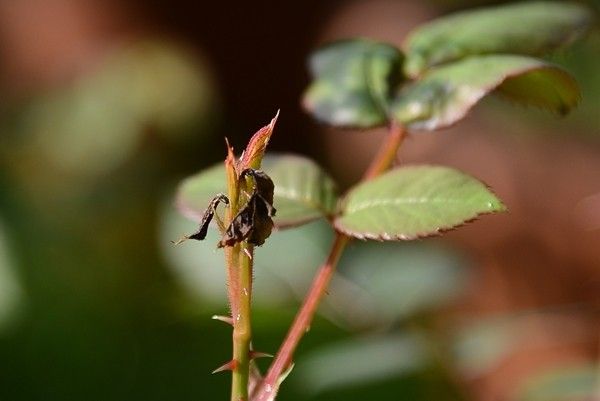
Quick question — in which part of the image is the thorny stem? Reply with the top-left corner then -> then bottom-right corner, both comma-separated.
253,122 -> 407,400
225,149 -> 241,322
225,244 -> 241,326
228,110 -> 278,400
224,148 -> 255,401
232,241 -> 254,401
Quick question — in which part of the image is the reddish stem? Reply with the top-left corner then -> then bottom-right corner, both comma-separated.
253,234 -> 348,400
252,122 -> 406,400
363,121 -> 406,180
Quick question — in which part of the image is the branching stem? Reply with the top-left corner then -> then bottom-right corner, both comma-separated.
252,122 -> 406,400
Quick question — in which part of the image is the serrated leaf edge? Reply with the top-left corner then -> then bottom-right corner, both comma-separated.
333,165 -> 507,241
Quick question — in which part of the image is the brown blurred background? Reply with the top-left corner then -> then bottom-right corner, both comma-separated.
0,1 -> 598,400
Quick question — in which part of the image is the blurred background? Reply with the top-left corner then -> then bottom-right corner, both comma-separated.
0,0 -> 599,400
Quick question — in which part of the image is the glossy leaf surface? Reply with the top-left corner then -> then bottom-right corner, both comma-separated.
335,165 -> 506,240
303,39 -> 404,128
404,1 -> 591,77
393,55 -> 580,131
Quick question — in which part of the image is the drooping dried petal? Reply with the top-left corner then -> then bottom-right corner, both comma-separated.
173,194 -> 229,244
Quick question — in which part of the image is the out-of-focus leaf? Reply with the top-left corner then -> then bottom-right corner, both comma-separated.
335,165 -> 506,240
393,55 -> 580,131
452,317 -> 522,377
22,40 -> 216,179
517,364 -> 597,401
303,39 -> 404,128
329,242 -> 466,327
176,163 -> 225,223
177,154 -> 338,228
261,155 -> 338,227
0,222 -> 23,332
295,333 -> 428,394
404,1 -> 592,77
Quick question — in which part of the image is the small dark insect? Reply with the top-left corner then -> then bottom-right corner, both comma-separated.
218,192 -> 276,247
175,169 -> 276,248
219,169 -> 276,247
240,169 -> 275,205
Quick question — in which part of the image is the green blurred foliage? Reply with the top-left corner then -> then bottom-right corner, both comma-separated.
0,222 -> 23,332
0,39 -> 225,400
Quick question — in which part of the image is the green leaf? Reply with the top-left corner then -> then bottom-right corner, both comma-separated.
303,39 -> 404,128
393,55 -> 580,131
452,316 -> 523,376
176,154 -> 338,229
176,162 -> 226,223
296,333 -> 428,394
0,221 -> 23,332
404,1 -> 592,77
261,154 -> 338,228
335,165 -> 506,240
339,242 -> 466,326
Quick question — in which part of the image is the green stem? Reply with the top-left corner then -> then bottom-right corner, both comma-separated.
224,151 -> 251,401
252,122 -> 406,401
231,242 -> 254,401
225,153 -> 241,322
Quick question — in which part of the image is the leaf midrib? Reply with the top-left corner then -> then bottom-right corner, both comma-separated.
345,197 -> 479,214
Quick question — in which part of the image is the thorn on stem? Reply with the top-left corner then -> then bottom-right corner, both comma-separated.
278,362 -> 295,385
212,359 -> 237,374
250,351 -> 273,360
212,315 -> 234,325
